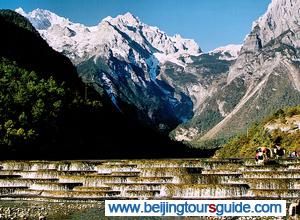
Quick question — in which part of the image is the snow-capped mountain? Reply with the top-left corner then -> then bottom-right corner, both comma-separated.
22,5 -> 292,144
16,8 -> 235,131
209,44 -> 242,61
17,8 -> 211,129
16,7 -> 70,30
17,8 -> 201,65
176,0 -> 300,144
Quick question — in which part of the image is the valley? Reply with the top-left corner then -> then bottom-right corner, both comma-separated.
16,0 -> 300,150
0,0 -> 300,218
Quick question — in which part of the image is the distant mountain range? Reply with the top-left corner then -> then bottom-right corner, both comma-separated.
0,9 -> 205,159
16,7 -> 239,132
16,0 -> 300,148
187,0 -> 300,147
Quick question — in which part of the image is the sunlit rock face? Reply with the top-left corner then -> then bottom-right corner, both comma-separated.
252,0 -> 300,48
16,8 -> 237,132
17,9 -> 205,130
15,0 -> 300,142
182,0 -> 300,143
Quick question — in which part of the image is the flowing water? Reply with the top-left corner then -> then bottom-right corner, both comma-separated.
0,158 -> 298,219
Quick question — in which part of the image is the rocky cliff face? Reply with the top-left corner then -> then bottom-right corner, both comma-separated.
183,0 -> 300,145
17,8 -> 235,131
253,0 -> 300,47
228,0 -> 300,82
16,0 -> 299,147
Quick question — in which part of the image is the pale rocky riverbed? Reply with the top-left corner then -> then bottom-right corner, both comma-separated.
0,200 -> 288,220
0,200 -> 103,219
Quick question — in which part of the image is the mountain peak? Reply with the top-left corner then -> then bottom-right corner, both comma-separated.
16,8 -> 201,64
251,0 -> 300,46
15,7 -> 26,16
122,12 -> 137,20
210,44 -> 242,60
29,8 -> 58,20
108,12 -> 141,27
102,15 -> 113,22
16,8 -> 70,30
30,8 -> 50,15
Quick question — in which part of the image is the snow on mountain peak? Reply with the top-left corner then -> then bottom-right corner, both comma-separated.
102,16 -> 113,22
118,12 -> 139,25
15,8 -> 201,66
15,7 -> 26,16
173,34 -> 182,40
210,44 -> 242,60
101,12 -> 140,27
16,8 -> 70,30
170,34 -> 201,55
251,0 -> 300,47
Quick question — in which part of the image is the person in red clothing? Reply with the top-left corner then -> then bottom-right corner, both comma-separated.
288,146 -> 300,159
255,151 -> 264,164
296,146 -> 300,158
255,146 -> 273,164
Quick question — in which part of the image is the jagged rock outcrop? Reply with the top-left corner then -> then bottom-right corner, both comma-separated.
16,2 -> 297,146
185,0 -> 300,145
209,44 -> 242,61
17,8 -> 203,129
17,8 -> 235,131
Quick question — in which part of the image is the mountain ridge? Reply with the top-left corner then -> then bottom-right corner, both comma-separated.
15,0 -> 300,150
0,9 -> 210,159
17,8 -> 237,131
215,105 -> 300,158
189,0 -> 300,145
17,8 -> 202,64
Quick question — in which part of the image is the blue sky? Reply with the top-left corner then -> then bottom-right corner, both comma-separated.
1,0 -> 271,52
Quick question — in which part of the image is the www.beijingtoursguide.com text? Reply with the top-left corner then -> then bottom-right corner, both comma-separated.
105,200 -> 286,217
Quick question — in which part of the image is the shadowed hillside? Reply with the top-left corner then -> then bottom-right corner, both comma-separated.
0,10 -> 214,159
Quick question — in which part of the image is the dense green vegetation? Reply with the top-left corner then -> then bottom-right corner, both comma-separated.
216,106 -> 300,158
265,106 -> 300,122
0,57 -> 103,150
189,108 -> 224,142
0,55 -> 108,156
0,9 -> 37,33
0,9 -> 102,157
0,58 -> 65,147
0,9 -> 208,159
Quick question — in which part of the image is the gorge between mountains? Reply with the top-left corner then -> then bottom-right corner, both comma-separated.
17,0 -> 300,152
0,0 -> 300,218
0,0 -> 299,159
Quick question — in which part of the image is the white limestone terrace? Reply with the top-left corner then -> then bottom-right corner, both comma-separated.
15,8 -> 201,66
0,159 -> 300,203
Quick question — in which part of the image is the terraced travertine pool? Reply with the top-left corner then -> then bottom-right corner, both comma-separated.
0,158 -> 298,219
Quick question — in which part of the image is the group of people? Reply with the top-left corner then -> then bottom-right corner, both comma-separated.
255,144 -> 300,164
289,149 -> 300,159
255,145 -> 286,164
